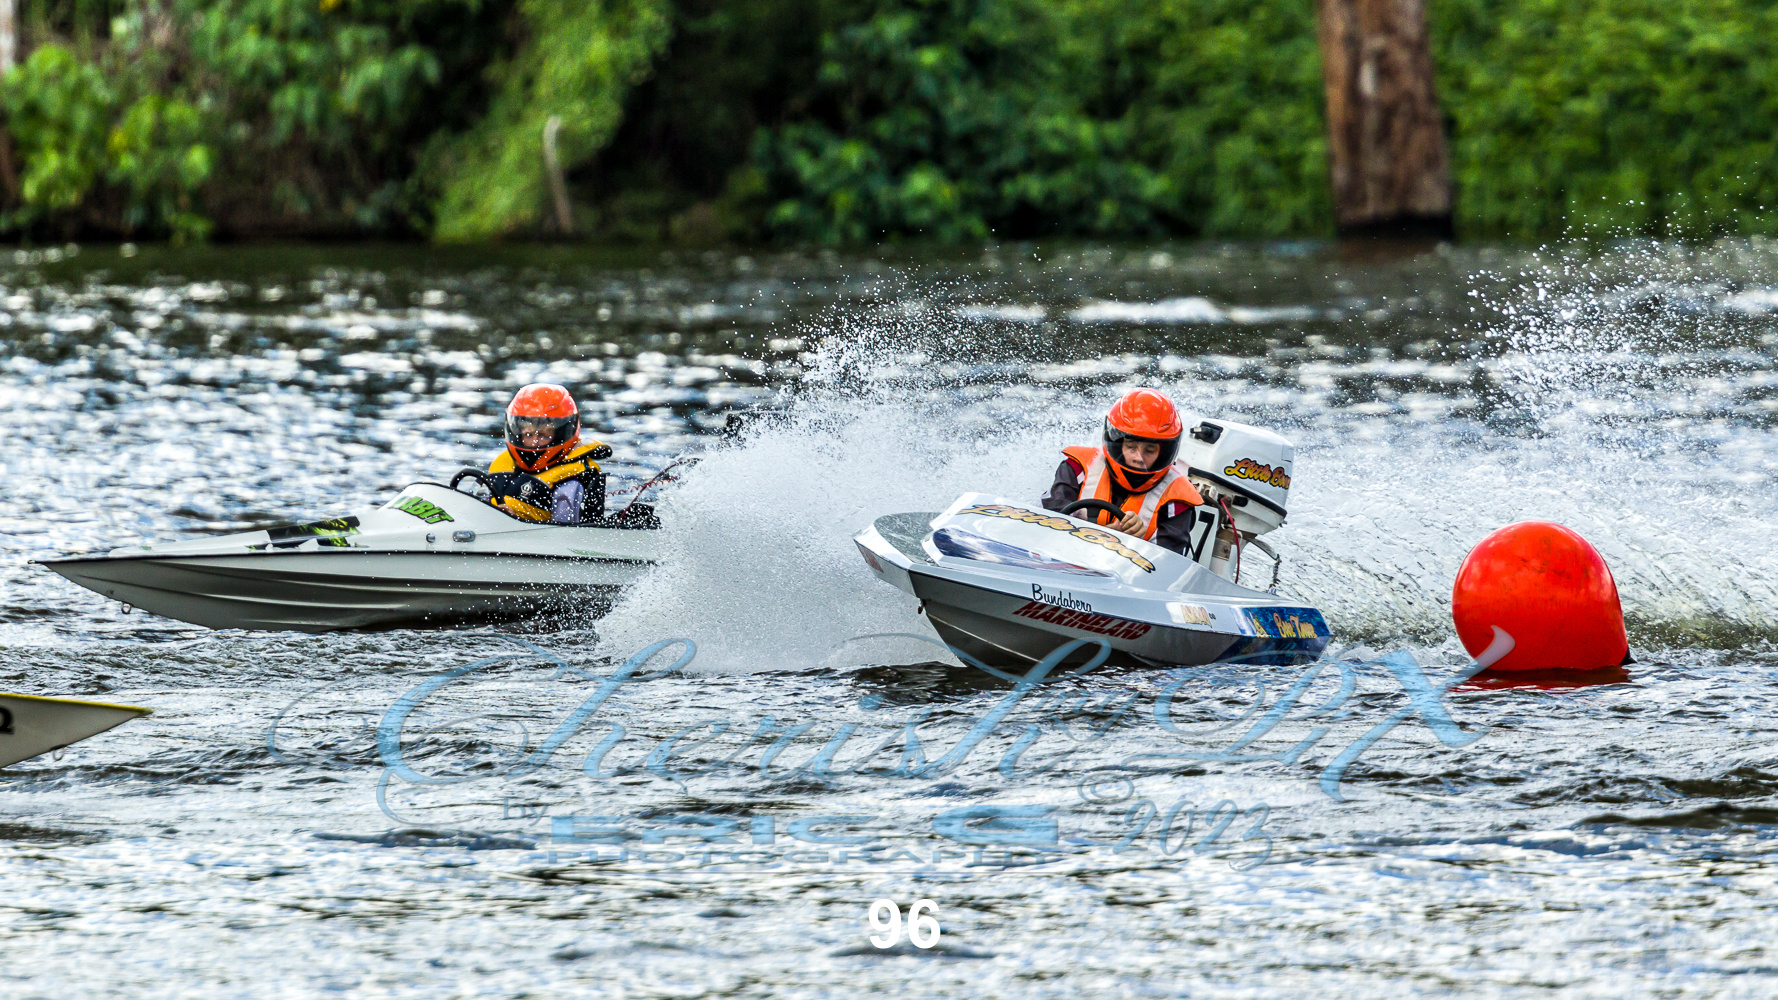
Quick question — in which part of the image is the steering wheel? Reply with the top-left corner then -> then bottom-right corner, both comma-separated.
450,468 -> 495,496
1059,499 -> 1126,522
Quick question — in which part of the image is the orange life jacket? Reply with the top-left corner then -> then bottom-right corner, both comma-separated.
1061,445 -> 1203,541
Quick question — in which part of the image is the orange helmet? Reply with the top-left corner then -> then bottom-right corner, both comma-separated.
504,383 -> 581,471
1103,388 -> 1183,492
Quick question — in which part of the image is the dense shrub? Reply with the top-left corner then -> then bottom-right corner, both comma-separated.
181,0 -> 483,234
3,44 -> 211,241
429,0 -> 671,240
746,0 -> 1328,242
1437,0 -> 1778,238
4,0 -> 508,239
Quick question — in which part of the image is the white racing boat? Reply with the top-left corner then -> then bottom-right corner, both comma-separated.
854,418 -> 1330,667
37,475 -> 663,632
0,692 -> 151,768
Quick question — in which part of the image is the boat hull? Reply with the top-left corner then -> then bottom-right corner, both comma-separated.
910,571 -> 1323,669
910,573 -> 1254,668
0,693 -> 151,768
37,482 -> 661,632
40,550 -> 646,632
856,497 -> 1330,669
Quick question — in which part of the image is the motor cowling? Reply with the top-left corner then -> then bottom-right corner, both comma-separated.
1177,418 -> 1293,536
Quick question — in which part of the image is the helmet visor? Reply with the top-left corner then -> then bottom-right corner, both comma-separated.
1104,420 -> 1180,474
505,413 -> 579,461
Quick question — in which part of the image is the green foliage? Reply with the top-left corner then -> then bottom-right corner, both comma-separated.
4,46 -> 114,214
1139,0 -> 1329,237
429,0 -> 671,241
3,44 -> 211,241
183,0 -> 449,149
746,0 -> 1328,242
1435,0 -> 1778,239
9,0 -> 1778,243
586,0 -> 831,242
178,0 -> 495,231
621,0 -> 1778,242
19,1 -> 132,57
1,0 -> 508,239
108,95 -> 214,242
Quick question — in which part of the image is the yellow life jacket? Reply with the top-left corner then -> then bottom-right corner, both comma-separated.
1061,445 -> 1203,541
487,440 -> 606,522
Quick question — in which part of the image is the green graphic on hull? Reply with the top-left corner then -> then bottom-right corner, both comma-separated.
393,497 -> 455,524
260,515 -> 363,549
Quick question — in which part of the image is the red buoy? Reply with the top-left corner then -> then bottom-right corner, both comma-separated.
1452,522 -> 1628,671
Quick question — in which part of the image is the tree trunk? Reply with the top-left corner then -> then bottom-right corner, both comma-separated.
1315,0 -> 1452,237
0,0 -> 17,210
0,0 -> 14,72
542,115 -> 574,235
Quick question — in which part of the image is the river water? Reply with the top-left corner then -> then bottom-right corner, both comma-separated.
6,239 -> 1778,997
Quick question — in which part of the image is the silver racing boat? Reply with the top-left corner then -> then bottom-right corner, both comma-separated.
37,478 -> 661,632
854,417 -> 1330,667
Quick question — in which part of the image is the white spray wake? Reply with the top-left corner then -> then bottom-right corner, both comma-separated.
597,266 -> 1778,668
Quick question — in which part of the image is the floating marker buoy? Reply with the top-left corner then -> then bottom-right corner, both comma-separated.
1452,521 -> 1628,671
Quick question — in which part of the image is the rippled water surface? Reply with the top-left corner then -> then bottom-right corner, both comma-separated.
7,239 -> 1778,997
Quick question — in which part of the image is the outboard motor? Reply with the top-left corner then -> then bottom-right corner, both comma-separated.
1177,418 -> 1294,585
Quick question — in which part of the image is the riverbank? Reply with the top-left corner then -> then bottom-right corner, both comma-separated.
5,0 -> 1776,245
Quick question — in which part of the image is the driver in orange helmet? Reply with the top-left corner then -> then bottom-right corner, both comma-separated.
1042,387 -> 1204,554
485,383 -> 610,524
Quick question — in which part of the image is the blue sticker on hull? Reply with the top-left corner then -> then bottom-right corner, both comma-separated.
1216,606 -> 1332,665
1243,607 -> 1329,640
